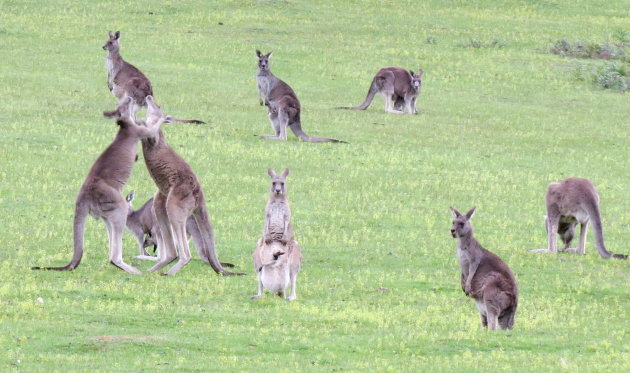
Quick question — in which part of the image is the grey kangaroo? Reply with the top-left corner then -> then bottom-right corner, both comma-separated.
141,100 -> 242,276
102,31 -> 204,124
532,178 -> 627,259
340,67 -> 423,114
252,168 -> 302,301
125,192 -> 236,269
450,207 -> 518,330
32,97 -> 165,274
255,50 -> 345,143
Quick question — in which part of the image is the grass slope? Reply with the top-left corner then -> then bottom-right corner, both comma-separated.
0,0 -> 628,371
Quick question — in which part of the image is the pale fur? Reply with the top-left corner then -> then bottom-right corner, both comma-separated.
252,168 -> 302,300
32,96 -> 165,274
340,66 -> 423,114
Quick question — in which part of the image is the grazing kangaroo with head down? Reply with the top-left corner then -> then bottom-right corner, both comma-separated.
252,168 -> 302,301
255,50 -> 345,143
102,31 -> 204,124
125,192 -> 237,269
32,97 -> 166,274
141,100 -> 242,276
450,207 -> 518,330
339,67 -> 423,114
532,178 -> 628,259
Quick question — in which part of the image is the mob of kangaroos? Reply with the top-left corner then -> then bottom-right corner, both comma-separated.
140,99 -> 243,276
252,168 -> 302,301
339,66 -> 423,114
103,31 -> 204,124
450,207 -> 518,330
531,178 -> 628,259
255,50 -> 345,143
32,96 -> 166,274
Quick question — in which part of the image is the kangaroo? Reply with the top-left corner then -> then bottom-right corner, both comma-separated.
252,168 -> 302,301
141,100 -> 242,276
32,96 -> 166,274
102,31 -> 204,124
532,178 -> 628,259
125,192 -> 158,258
339,67 -> 423,114
450,207 -> 518,330
255,50 -> 345,143
124,192 -> 236,268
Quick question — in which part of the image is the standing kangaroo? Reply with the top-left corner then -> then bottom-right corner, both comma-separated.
255,50 -> 345,143
339,67 -> 423,114
252,168 -> 302,301
141,100 -> 242,276
450,207 -> 518,330
32,96 -> 165,274
532,178 -> 628,259
102,31 -> 204,124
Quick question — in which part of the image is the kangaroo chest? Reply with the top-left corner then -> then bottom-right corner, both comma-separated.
266,202 -> 288,238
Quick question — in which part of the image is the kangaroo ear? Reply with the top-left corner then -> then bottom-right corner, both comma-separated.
108,31 -> 114,39
267,51 -> 273,58
465,207 -> 476,219
281,168 -> 289,178
268,168 -> 276,178
409,70 -> 415,77
126,191 -> 135,203
256,50 -> 262,57
417,69 -> 424,77
450,207 -> 462,218
114,31 -> 120,40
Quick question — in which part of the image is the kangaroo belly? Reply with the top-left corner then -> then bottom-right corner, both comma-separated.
261,265 -> 290,294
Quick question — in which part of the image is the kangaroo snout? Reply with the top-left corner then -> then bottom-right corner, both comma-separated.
450,229 -> 456,237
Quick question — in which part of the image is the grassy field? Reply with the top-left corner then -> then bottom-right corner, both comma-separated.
1,0 -> 629,371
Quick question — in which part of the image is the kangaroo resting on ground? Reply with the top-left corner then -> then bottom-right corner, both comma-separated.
141,100 -> 242,276
531,178 -> 628,259
450,207 -> 518,330
252,168 -> 302,300
255,50 -> 345,143
102,31 -> 204,124
339,66 -> 423,114
32,97 -> 165,274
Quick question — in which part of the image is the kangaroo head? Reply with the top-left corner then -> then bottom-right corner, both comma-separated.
145,95 -> 168,127
450,206 -> 476,238
268,168 -> 289,196
103,30 -> 120,52
546,215 -> 576,249
409,69 -> 424,90
104,96 -> 135,121
256,50 -> 272,71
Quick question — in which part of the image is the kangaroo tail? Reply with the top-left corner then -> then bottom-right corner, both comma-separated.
32,202 -> 88,271
186,218 -> 237,267
166,116 -> 205,125
584,199 -> 624,259
338,78 -> 378,110
192,204 -> 244,275
290,122 -> 347,143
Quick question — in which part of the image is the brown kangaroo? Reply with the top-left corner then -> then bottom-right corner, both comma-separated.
102,31 -> 204,124
339,67 -> 423,114
533,178 -> 628,259
141,101 -> 242,276
450,207 -> 518,330
252,168 -> 302,300
255,50 -> 345,143
32,96 -> 166,274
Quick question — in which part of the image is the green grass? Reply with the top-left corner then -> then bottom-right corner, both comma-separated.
1,0 -> 629,371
